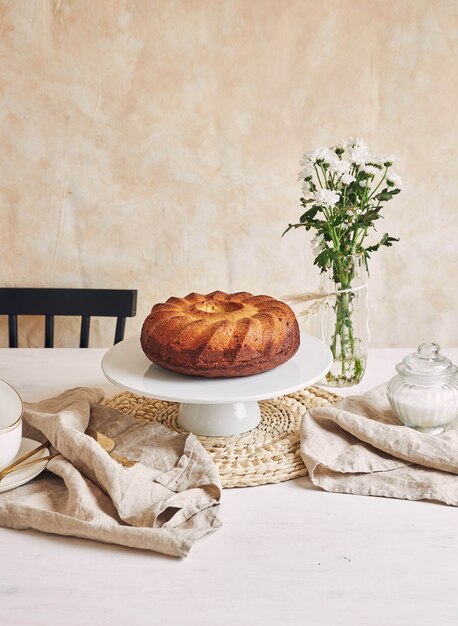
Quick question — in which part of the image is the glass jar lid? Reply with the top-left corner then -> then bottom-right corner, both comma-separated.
396,342 -> 457,380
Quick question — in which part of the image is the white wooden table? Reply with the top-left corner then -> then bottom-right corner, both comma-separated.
1,346 -> 457,626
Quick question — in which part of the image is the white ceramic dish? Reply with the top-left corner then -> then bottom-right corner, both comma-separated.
0,379 -> 24,469
102,333 -> 332,436
0,437 -> 49,493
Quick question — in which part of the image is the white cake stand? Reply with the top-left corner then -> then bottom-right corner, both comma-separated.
101,334 -> 332,437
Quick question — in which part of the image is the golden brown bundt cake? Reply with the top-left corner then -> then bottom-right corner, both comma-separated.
140,290 -> 300,378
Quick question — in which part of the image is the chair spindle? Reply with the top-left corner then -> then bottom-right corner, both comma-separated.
80,316 -> 91,348
8,315 -> 18,348
45,315 -> 54,348
114,317 -> 126,344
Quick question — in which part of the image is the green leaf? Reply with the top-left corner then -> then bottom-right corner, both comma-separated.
365,232 -> 399,252
300,206 -> 320,222
347,192 -> 358,205
314,249 -> 332,271
375,191 -> 393,202
282,223 -> 307,236
380,234 -> 400,247
281,224 -> 294,237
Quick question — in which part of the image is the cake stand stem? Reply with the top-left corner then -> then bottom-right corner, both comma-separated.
176,401 -> 261,437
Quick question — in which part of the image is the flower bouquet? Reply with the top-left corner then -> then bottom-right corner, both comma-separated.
284,138 -> 402,386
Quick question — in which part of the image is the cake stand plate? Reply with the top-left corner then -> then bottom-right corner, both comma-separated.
101,334 -> 332,436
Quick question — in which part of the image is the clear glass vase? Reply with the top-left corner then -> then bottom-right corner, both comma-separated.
317,254 -> 370,387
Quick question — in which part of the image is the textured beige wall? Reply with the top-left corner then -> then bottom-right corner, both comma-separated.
1,0 -> 457,348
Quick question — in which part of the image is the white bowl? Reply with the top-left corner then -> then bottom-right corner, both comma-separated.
0,379 -> 23,470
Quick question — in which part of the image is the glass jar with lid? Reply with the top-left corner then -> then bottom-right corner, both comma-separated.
387,342 -> 458,435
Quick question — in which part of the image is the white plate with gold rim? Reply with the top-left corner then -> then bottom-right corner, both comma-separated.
0,438 -> 50,493
102,334 -> 332,436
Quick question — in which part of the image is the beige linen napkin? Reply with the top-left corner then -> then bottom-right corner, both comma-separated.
300,384 -> 458,505
0,388 -> 221,557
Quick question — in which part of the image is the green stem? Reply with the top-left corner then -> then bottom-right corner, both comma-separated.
328,255 -> 359,382
368,166 -> 388,199
342,182 -> 348,207
351,225 -> 367,254
320,163 -> 334,190
314,164 -> 324,188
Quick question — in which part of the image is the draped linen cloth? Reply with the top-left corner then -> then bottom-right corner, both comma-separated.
0,388 -> 222,557
300,385 -> 458,505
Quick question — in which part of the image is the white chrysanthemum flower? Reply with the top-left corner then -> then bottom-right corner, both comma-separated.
299,154 -> 311,167
301,180 -> 312,195
303,147 -> 339,166
314,188 -> 340,207
299,150 -> 317,167
342,138 -> 370,165
348,144 -> 370,165
341,173 -> 355,185
359,179 -> 370,187
298,162 -> 313,181
343,137 -> 367,149
326,154 -> 341,168
387,172 -> 402,188
363,165 -> 378,176
378,154 -> 398,166
329,159 -> 351,176
342,137 -> 357,149
307,147 -> 329,162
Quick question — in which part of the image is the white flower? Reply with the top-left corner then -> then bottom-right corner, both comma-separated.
342,137 -> 357,149
363,165 -> 378,176
348,144 -> 370,165
341,173 -> 355,185
303,147 -> 338,166
301,180 -> 312,195
329,159 -> 351,176
307,148 -> 329,162
378,154 -> 398,166
387,172 -> 402,188
299,154 -> 312,168
342,138 -> 370,165
297,162 -> 313,181
314,188 -> 340,207
359,179 -> 370,187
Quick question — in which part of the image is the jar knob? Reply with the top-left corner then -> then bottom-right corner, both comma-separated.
418,342 -> 440,360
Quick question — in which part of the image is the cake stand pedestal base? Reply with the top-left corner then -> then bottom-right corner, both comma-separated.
177,401 -> 261,436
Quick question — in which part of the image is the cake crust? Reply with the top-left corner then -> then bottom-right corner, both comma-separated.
140,291 -> 300,378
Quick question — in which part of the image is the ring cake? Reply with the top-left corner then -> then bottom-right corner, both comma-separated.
140,290 -> 300,378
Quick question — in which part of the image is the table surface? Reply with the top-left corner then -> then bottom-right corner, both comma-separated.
1,345 -> 457,626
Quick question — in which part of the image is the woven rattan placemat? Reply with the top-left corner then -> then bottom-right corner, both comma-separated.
104,386 -> 341,488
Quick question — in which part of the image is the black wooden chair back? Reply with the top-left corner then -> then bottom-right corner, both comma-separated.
0,288 -> 137,348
